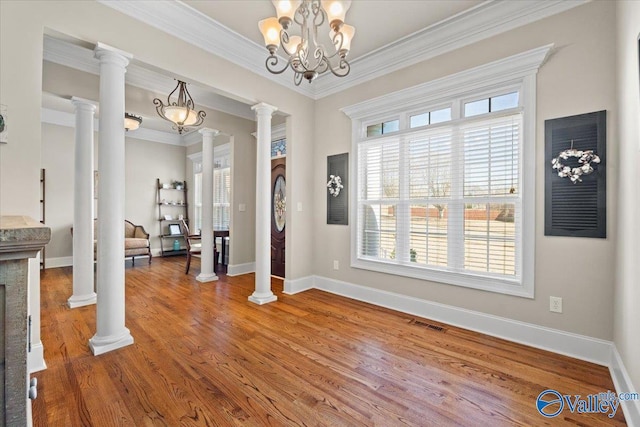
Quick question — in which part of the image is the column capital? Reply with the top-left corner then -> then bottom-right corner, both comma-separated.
70,97 -> 97,113
251,102 -> 278,117
94,42 -> 133,68
199,128 -> 220,138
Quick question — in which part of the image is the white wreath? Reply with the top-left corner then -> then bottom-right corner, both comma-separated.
327,174 -> 344,197
551,149 -> 600,183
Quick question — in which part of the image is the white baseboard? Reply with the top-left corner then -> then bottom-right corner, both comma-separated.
45,256 -> 73,268
283,276 -> 314,294
227,262 -> 255,276
312,275 -> 612,366
610,346 -> 640,427
28,341 -> 47,373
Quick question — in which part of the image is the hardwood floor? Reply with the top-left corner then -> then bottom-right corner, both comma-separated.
33,257 -> 625,426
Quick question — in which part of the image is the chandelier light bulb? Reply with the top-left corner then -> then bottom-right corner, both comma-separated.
272,0 -> 300,25
259,17 -> 282,52
321,0 -> 351,28
331,24 -> 355,55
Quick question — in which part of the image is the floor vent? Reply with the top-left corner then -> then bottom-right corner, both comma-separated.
410,319 -> 446,332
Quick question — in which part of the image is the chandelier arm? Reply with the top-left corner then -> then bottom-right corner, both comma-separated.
330,31 -> 344,55
167,81 -> 181,106
311,0 -> 325,27
280,30 -> 296,57
193,110 -> 206,127
294,72 -> 304,86
294,0 -> 309,27
153,98 -> 171,124
265,54 -> 292,75
182,83 -> 196,110
315,56 -> 330,75
326,57 -> 350,78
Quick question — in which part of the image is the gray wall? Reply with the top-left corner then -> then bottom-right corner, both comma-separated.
313,1 -> 617,340
41,122 -> 186,261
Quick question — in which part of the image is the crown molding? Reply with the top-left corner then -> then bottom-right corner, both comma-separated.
271,124 -> 286,141
342,43 -> 553,120
43,36 -> 255,121
98,0 -> 586,101
41,107 -> 184,146
313,0 -> 586,98
96,0 -> 316,99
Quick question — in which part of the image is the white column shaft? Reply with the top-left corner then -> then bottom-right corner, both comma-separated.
89,43 -> 134,355
197,128 -> 219,282
249,103 -> 278,305
69,98 -> 97,308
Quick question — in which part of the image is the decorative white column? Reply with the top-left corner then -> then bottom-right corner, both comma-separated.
89,43 -> 134,356
249,102 -> 278,305
68,97 -> 97,309
196,128 -> 220,283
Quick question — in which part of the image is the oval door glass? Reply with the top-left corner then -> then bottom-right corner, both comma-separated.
273,175 -> 286,232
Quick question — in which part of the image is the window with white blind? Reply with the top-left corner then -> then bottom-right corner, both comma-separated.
344,45 -> 548,297
191,147 -> 231,233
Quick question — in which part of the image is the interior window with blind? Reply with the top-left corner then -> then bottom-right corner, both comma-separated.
193,155 -> 231,233
355,87 -> 526,295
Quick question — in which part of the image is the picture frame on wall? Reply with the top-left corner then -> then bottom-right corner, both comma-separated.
1,104 -> 8,144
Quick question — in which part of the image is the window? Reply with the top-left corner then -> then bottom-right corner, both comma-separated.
359,108 -> 521,281
343,46 -> 549,297
213,166 -> 231,229
366,119 -> 400,137
191,147 -> 231,233
409,107 -> 452,128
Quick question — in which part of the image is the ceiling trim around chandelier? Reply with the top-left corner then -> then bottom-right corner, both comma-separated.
98,0 -> 587,100
153,80 -> 206,135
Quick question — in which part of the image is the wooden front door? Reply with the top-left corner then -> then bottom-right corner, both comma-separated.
271,158 -> 286,278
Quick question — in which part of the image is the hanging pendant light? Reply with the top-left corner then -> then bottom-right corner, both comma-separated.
124,112 -> 142,131
153,80 -> 206,134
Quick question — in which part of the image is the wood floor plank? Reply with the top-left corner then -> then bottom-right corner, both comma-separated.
32,258 -> 626,426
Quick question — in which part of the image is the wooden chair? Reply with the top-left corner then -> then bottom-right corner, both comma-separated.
180,220 -> 217,274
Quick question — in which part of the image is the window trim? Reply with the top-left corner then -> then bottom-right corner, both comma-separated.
341,45 -> 552,298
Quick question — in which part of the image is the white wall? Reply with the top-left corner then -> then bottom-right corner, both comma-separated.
313,1 -> 617,340
614,0 -> 640,395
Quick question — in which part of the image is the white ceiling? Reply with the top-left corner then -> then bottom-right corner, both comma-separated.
182,0 -> 483,61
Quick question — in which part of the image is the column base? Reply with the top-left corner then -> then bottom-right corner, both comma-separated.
248,293 -> 278,305
196,273 -> 219,283
89,329 -> 134,356
67,292 -> 97,308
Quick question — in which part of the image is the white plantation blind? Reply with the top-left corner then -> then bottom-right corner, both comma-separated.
213,167 -> 231,230
193,165 -> 231,232
357,112 -> 522,283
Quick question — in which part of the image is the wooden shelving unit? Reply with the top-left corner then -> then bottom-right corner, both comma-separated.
156,178 -> 189,257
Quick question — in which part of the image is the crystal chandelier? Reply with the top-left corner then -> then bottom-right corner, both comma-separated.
258,0 -> 355,85
153,80 -> 206,134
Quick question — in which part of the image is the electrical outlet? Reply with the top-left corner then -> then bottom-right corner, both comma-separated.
550,296 -> 563,313
333,260 -> 339,270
